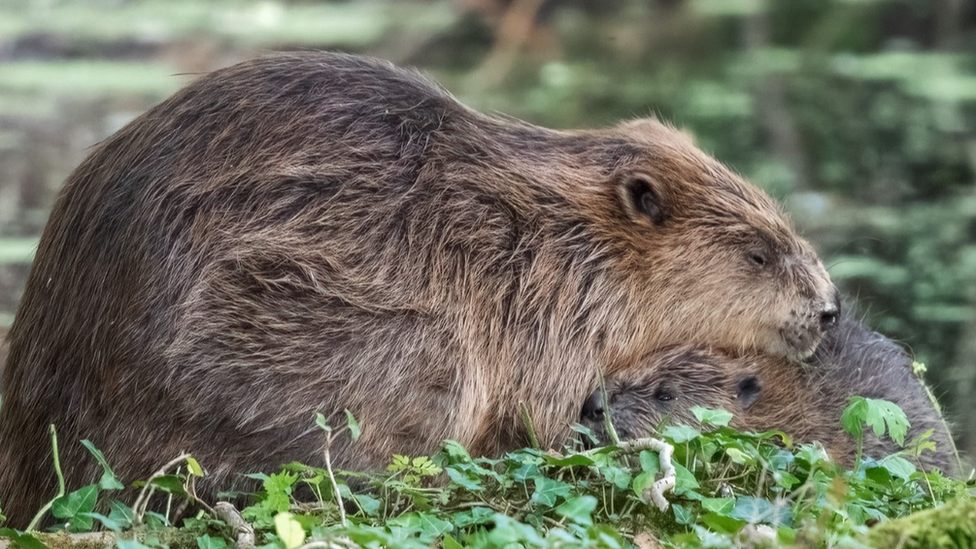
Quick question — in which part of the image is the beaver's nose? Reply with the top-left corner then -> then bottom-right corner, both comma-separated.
819,291 -> 841,331
581,391 -> 604,422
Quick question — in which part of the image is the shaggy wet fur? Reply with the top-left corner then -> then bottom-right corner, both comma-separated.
0,52 -> 838,526
582,317 -> 956,474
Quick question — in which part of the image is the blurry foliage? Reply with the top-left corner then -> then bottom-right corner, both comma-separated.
0,0 -> 974,454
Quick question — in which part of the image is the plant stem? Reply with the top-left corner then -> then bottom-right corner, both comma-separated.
26,424 -> 66,531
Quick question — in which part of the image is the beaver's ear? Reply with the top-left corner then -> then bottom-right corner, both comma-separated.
618,175 -> 666,227
736,375 -> 762,409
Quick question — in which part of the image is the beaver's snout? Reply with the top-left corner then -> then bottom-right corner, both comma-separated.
581,391 -> 604,423
818,290 -> 841,332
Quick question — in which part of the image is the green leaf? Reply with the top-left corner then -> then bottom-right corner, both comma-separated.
542,453 -> 596,467
691,406 -> 733,427
701,512 -> 746,534
196,534 -> 229,549
314,413 -> 331,433
411,456 -> 443,477
83,512 -> 122,532
841,397 -> 870,439
880,454 -> 917,479
725,447 -> 753,465
352,494 -> 380,517
512,462 -> 541,482
772,471 -> 800,489
51,484 -> 98,532
672,463 -> 700,495
638,450 -> 660,475
600,464 -> 632,490
672,503 -> 694,525
531,477 -> 572,507
555,495 -> 597,526
442,535 -> 464,549
107,500 -> 135,529
344,409 -> 361,441
451,506 -> 494,528
148,475 -> 187,496
731,496 -> 792,526
446,467 -> 483,492
663,424 -> 701,444
632,471 -> 656,501
842,397 -> 910,446
274,512 -> 306,549
701,497 -> 735,515
186,457 -> 205,477
0,529 -> 50,549
80,440 -> 125,490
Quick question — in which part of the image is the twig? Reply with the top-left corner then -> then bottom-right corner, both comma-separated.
323,431 -> 346,527
26,424 -> 66,532
215,502 -> 256,549
132,453 -> 192,526
599,437 -> 676,512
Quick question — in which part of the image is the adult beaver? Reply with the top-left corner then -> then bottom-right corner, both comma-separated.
0,52 -> 838,525
582,317 -> 955,473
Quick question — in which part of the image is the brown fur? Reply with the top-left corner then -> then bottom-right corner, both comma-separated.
0,52 -> 837,526
582,317 -> 956,474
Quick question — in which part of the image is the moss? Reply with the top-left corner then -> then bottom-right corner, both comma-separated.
12,528 -> 201,549
861,498 -> 976,549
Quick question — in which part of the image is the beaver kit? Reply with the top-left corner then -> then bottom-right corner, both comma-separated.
0,52 -> 840,525
582,316 -> 955,474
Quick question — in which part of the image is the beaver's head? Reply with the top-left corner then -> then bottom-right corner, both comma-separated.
579,347 -> 737,444
577,119 -> 839,361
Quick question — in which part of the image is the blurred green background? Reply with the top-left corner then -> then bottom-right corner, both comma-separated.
0,0 -> 974,461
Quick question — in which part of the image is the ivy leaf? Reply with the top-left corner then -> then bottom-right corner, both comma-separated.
353,494 -> 381,517
531,477 -> 572,507
0,529 -> 50,549
691,406 -> 733,427
442,535 -> 464,549
186,457 -> 205,477
701,512 -> 746,534
555,495 -> 597,526
672,503 -> 695,525
314,413 -> 331,433
80,440 -> 125,490
344,409 -> 361,441
51,484 -> 98,532
638,450 -> 660,475
672,463 -> 700,496
663,424 -> 701,444
730,496 -> 792,526
543,453 -> 596,467
274,512 -> 306,549
632,471 -> 656,501
725,448 -> 754,465
83,512 -> 122,532
880,454 -> 917,479
196,534 -> 229,549
107,500 -> 135,529
701,497 -> 736,515
446,467 -> 483,492
451,506 -> 494,528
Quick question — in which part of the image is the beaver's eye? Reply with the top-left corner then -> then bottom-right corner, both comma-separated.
627,178 -> 665,226
748,253 -> 767,267
653,387 -> 675,402
736,375 -> 762,409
